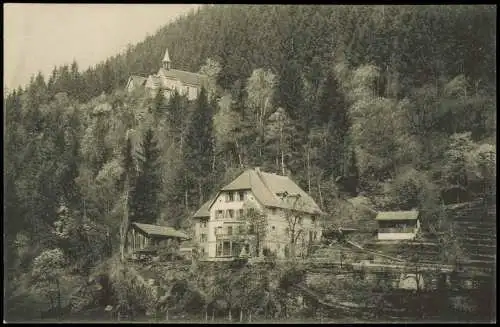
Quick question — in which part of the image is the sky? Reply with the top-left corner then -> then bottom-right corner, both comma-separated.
3,4 -> 201,90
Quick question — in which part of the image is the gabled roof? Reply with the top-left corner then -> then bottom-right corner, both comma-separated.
127,75 -> 147,88
375,210 -> 419,221
158,68 -> 207,87
193,199 -> 212,218
208,168 -> 323,215
131,222 -> 190,239
162,48 -> 171,63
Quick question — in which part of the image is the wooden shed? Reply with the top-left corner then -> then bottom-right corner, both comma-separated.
126,222 -> 190,257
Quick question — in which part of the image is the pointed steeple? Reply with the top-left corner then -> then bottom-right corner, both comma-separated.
162,48 -> 171,70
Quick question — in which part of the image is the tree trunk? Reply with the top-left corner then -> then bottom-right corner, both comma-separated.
198,181 -> 203,207
235,140 -> 243,168
317,179 -> 324,209
228,308 -> 232,321
307,147 -> 311,194
212,150 -> 216,172
56,279 -> 61,318
281,149 -> 285,176
166,308 -> 169,321
120,186 -> 130,262
249,311 -> 252,322
205,308 -> 208,321
212,309 -> 215,321
240,308 -> 243,322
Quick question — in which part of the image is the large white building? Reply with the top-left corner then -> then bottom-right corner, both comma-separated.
126,48 -> 208,101
192,168 -> 324,260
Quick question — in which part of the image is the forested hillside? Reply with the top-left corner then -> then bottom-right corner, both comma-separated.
4,5 -> 496,319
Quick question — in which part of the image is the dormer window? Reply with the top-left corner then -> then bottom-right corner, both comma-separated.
226,192 -> 234,202
238,191 -> 245,201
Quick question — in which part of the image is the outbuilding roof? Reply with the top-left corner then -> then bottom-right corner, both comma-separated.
131,222 -> 190,239
375,210 -> 419,221
127,75 -> 147,89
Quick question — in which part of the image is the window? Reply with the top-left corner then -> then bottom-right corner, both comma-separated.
201,221 -> 207,228
227,226 -> 233,236
298,217 -> 303,225
311,215 -> 317,224
200,233 -> 207,243
216,241 -> 223,256
238,191 -> 245,201
239,209 -> 244,217
216,210 -> 223,219
271,226 -> 276,232
314,231 -> 318,240
223,241 -> 231,256
227,192 -> 234,202
270,208 -> 277,215
227,209 -> 234,219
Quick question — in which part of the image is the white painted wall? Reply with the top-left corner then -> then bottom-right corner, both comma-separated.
207,190 -> 256,257
187,85 -> 198,100
399,273 -> 425,290
378,232 -> 416,241
201,189 -> 322,259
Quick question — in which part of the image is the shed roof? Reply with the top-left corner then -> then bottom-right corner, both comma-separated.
375,210 -> 419,221
131,222 -> 190,239
205,168 -> 322,215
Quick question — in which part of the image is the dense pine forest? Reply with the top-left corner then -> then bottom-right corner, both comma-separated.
4,4 -> 496,321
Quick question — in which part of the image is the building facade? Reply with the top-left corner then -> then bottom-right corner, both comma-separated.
375,210 -> 421,241
192,168 -> 324,260
126,48 -> 207,101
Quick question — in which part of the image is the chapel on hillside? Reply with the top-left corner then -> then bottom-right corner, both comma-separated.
126,48 -> 208,101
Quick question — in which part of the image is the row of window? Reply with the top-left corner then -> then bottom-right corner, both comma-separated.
215,209 -> 245,219
225,191 -> 246,202
200,228 -> 318,243
215,225 -> 242,236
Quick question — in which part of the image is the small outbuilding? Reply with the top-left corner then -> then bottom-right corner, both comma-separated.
126,222 -> 190,258
375,210 -> 420,241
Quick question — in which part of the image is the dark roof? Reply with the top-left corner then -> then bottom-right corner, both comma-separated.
206,168 -> 322,215
375,210 -> 419,221
131,222 -> 190,239
158,68 -> 207,87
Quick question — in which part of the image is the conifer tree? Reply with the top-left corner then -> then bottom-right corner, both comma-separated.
130,128 -> 162,224
183,87 -> 214,207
